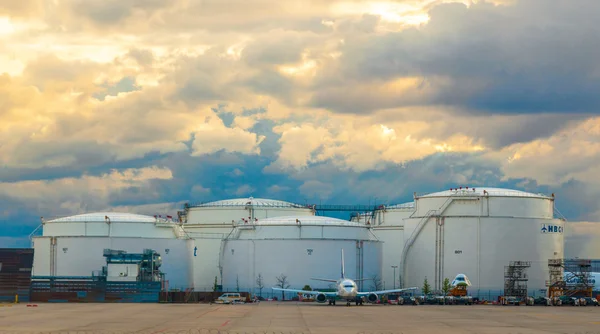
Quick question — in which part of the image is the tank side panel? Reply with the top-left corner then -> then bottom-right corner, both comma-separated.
440,218 -> 479,289
378,211 -> 410,226
110,223 -> 175,238
478,217 -> 564,293
43,223 -> 86,236
414,198 -> 447,217
187,207 -> 314,225
51,237 -> 190,288
191,238 -> 223,291
85,222 -> 110,236
403,217 -> 437,290
372,228 -> 404,289
489,197 -> 553,219
222,240 -> 381,295
362,241 -> 383,290
187,208 -> 249,225
32,237 -> 51,276
260,208 -> 315,219
415,196 -> 553,219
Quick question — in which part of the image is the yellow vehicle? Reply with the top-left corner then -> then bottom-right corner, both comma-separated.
215,293 -> 244,304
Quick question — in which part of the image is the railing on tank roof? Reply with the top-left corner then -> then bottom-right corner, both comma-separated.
40,214 -> 180,224
185,201 -> 311,209
413,188 -> 552,198
186,202 -> 393,212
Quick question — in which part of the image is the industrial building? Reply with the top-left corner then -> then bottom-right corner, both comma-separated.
369,187 -> 565,299
28,188 -> 570,300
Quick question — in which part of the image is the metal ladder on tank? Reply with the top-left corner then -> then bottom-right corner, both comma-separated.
400,195 -> 455,288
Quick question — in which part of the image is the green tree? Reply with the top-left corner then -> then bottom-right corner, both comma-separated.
422,277 -> 431,296
213,276 -> 218,292
441,277 -> 451,305
302,285 -> 312,291
236,275 -> 240,292
442,278 -> 451,295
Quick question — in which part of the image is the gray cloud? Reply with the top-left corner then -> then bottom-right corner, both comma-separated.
316,0 -> 600,115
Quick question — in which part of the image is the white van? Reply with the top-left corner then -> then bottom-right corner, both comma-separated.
216,293 -> 244,304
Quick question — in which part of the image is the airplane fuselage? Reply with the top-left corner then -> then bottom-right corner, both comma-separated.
336,279 -> 359,299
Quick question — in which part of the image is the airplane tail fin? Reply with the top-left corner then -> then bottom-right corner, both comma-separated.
341,249 -> 345,279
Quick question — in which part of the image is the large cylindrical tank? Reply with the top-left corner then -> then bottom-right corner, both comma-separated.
183,198 -> 316,290
32,212 -> 193,289
42,212 -> 181,238
401,187 -> 564,299
220,216 -> 382,297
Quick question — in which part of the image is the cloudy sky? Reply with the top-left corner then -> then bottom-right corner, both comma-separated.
0,0 -> 599,254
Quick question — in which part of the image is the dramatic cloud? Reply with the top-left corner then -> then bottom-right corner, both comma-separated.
0,166 -> 173,217
1,0 -> 600,253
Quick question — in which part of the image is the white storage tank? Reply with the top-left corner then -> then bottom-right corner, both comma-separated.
401,187 -> 564,299
32,212 -> 192,290
220,216 -> 382,297
182,197 -> 316,291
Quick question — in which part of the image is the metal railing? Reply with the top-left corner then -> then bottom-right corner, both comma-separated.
414,189 -> 552,199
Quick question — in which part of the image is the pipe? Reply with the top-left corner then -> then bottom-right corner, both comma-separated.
435,217 -> 439,290
441,217 -> 445,289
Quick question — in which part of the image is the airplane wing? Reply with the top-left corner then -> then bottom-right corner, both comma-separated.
357,287 -> 418,296
309,277 -> 338,282
271,287 -> 337,297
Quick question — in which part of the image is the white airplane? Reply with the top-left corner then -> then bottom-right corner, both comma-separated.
272,249 -> 418,306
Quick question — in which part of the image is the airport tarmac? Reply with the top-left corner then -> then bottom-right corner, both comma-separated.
0,302 -> 599,334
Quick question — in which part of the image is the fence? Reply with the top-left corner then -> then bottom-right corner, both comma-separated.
0,248 -> 34,303
30,280 -> 162,303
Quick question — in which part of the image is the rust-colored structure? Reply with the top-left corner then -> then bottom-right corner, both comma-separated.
0,248 -> 34,302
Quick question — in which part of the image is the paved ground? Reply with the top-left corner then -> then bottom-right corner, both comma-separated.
0,302 -> 599,334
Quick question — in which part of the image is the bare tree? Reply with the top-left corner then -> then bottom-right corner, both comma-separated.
236,275 -> 240,292
370,274 -> 383,291
256,273 -> 264,297
275,274 -> 290,300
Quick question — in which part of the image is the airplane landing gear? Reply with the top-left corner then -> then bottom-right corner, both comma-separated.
346,301 -> 351,306
328,300 -> 336,306
355,297 -> 364,306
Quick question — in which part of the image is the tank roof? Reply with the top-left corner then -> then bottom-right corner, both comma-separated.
190,197 -> 308,209
256,216 -> 364,227
46,212 -> 157,223
386,202 -> 416,209
419,187 -> 552,199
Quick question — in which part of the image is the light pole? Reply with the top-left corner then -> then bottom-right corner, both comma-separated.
391,265 -> 398,289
